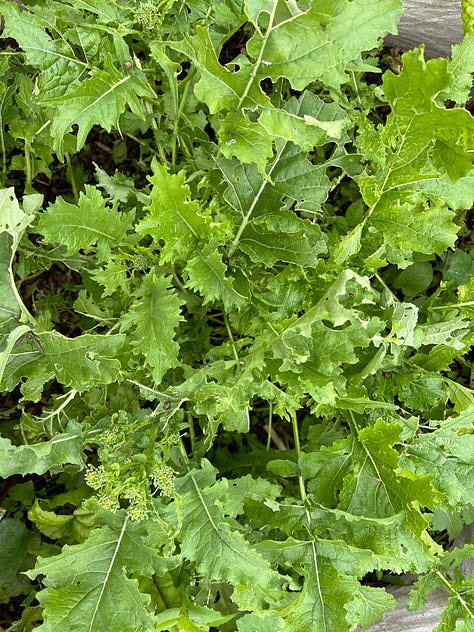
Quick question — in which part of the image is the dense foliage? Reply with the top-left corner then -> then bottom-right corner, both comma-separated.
1,0 -> 474,630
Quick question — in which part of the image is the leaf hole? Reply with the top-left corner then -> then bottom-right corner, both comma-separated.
218,24 -> 250,65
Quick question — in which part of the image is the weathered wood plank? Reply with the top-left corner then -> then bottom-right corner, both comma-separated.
367,586 -> 447,632
385,0 -> 463,57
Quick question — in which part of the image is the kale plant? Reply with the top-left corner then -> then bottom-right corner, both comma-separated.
0,1 -> 473,630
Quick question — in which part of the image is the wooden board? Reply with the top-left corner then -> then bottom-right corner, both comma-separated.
385,0 -> 463,57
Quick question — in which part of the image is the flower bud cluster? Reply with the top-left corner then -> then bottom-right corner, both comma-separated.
152,463 -> 175,498
134,2 -> 163,32
84,412 -> 177,520
132,253 -> 149,272
462,0 -> 474,33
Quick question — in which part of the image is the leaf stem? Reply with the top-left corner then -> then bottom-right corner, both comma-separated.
0,94 -> 8,184
172,268 -> 187,293
171,78 -> 191,170
40,389 -> 77,424
125,378 -> 171,399
374,272 -> 399,302
435,569 -> 474,620
187,413 -> 196,456
431,301 -> 474,310
178,434 -> 190,464
291,412 -> 306,503
223,313 -> 239,364
144,417 -> 159,460
66,152 -> 79,203
291,410 -> 327,628
266,401 -> 273,451
24,140 -> 33,192
151,574 -> 169,610
235,1 -> 278,113
227,140 -> 286,258
90,514 -> 129,630
224,3 -> 287,259
348,410 -> 395,513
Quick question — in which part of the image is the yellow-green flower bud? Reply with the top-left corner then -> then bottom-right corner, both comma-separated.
462,0 -> 474,33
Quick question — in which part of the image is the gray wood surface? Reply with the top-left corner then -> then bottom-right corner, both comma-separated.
385,0 -> 463,57
366,586 -> 447,632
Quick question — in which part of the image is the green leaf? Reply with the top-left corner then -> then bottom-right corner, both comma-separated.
395,372 -> 447,411
28,501 -> 94,544
154,605 -> 235,631
94,164 -> 150,205
308,419 -> 442,571
119,270 -> 184,384
349,427 -> 440,562
369,194 -> 460,265
175,461 -> 284,592
257,536 -> 395,631
169,25 -> 270,114
137,162 -> 211,263
393,261 -> 433,296
356,48 -> 474,266
37,186 -> 135,262
219,115 -> 275,173
239,210 -> 326,267
402,407 -> 474,517
255,269 -> 380,353
332,224 -> 364,266
0,324 -> 32,387
26,514 -> 158,631
181,360 -> 263,435
59,0 -> 125,24
0,424 -> 84,477
237,612 -> 284,631
0,0 -> 86,99
307,505 -> 408,567
0,518 -> 37,600
216,144 -> 330,264
44,59 -> 154,158
415,316 -> 470,351
41,332 -> 125,390
380,51 -> 473,184
258,92 -> 347,152
90,256 -> 131,297
0,188 -> 37,383
0,188 -> 34,328
345,586 -> 397,629
184,242 -> 247,310
245,0 -> 403,89
444,379 -> 474,413
443,32 -> 474,104
271,142 -> 331,213
0,188 -> 35,253
3,332 -> 125,395
169,13 -> 357,171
